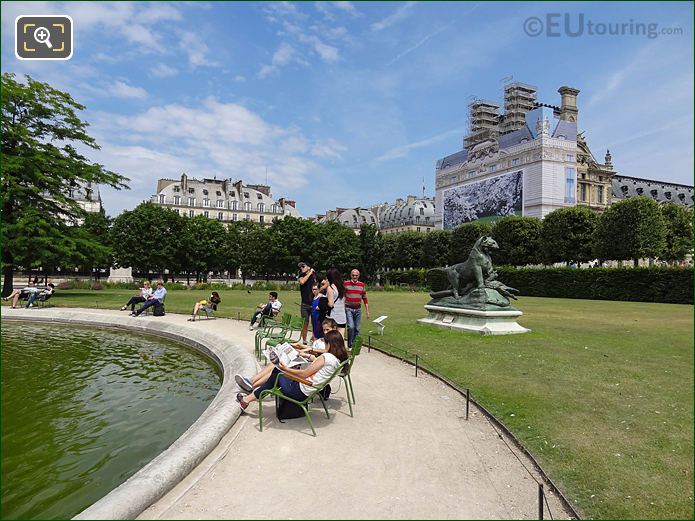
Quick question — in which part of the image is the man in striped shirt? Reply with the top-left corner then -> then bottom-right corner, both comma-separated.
344,269 -> 370,348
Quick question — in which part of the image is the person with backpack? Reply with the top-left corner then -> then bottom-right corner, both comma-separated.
235,330 -> 348,412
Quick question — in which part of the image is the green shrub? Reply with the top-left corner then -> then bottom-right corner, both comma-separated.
496,266 -> 693,304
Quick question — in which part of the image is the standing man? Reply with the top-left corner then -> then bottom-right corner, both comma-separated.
344,269 -> 369,348
297,262 -> 316,345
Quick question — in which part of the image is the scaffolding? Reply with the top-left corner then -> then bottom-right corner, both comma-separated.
464,99 -> 501,150
501,82 -> 537,134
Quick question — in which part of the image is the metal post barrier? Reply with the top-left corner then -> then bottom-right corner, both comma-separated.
538,482 -> 544,520
368,335 -> 371,353
415,354 -> 419,377
466,388 -> 470,420
237,311 -> 240,321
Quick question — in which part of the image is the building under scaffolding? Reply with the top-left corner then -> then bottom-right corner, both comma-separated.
500,82 -> 538,134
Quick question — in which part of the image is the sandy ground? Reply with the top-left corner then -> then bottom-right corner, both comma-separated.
128,313 -> 573,520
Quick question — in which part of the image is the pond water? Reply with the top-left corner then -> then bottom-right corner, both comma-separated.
1,321 -> 222,519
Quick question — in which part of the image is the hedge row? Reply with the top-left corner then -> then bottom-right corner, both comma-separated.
381,267 -> 693,304
496,267 -> 693,304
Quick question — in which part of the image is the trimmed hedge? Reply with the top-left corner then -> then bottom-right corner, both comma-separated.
496,267 -> 693,305
379,267 -> 693,304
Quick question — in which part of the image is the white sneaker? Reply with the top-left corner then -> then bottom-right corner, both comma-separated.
248,325 -> 254,331
28,303 -> 34,308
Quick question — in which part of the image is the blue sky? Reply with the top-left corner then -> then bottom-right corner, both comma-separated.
2,1 -> 693,218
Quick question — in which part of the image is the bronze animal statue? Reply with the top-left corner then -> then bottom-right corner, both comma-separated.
427,236 -> 519,306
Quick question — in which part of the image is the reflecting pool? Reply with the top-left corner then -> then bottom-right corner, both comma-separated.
1,321 -> 222,519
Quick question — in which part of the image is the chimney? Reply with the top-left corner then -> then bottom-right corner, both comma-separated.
181,173 -> 188,192
558,86 -> 580,125
396,198 -> 404,206
407,195 -> 416,204
233,179 -> 243,196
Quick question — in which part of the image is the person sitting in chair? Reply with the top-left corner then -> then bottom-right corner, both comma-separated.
121,281 -> 152,312
188,291 -> 221,321
3,282 -> 39,309
249,291 -> 282,330
235,318 -> 340,393
235,330 -> 348,411
26,283 -> 55,308
132,281 -> 167,317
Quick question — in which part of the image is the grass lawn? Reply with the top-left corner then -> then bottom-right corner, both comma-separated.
3,289 -> 693,519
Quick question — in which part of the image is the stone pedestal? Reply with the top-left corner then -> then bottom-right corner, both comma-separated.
108,266 -> 133,283
418,305 -> 530,335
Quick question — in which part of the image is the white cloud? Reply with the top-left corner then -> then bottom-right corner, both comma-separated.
298,34 -> 339,63
89,98 -> 346,215
371,1 -> 417,32
179,31 -> 217,67
375,128 -> 464,162
258,42 -> 308,78
150,63 -> 178,78
315,1 -> 359,20
107,80 -> 148,99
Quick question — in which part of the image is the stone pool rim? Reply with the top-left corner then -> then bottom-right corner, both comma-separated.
2,308 -> 257,520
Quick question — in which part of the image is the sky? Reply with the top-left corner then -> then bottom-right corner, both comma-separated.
2,1 -> 693,219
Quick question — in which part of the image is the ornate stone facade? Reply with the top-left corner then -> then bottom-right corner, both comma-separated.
151,174 -> 301,226
575,135 -> 614,211
314,195 -> 436,235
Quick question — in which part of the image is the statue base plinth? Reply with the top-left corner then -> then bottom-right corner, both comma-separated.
417,305 -> 530,335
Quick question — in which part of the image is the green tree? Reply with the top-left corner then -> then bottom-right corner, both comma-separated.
394,232 -> 425,268
421,230 -> 452,268
358,224 -> 384,283
594,197 -> 666,266
491,216 -> 543,266
265,216 -> 319,277
382,234 -> 399,270
110,203 -> 184,278
233,220 -> 268,281
659,203 -> 693,263
1,73 -> 128,295
540,207 -> 598,264
313,221 -> 360,274
71,212 -> 113,278
449,222 -> 493,264
180,215 -> 227,283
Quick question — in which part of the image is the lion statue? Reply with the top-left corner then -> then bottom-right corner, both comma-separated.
426,236 -> 519,308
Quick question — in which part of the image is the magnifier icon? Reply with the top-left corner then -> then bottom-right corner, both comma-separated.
33,26 -> 53,49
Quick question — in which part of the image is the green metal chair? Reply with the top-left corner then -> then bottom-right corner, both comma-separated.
265,315 -> 306,349
255,314 -> 292,360
340,335 -> 362,408
258,358 -> 351,436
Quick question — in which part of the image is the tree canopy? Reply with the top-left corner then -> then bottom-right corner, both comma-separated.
1,73 -> 128,294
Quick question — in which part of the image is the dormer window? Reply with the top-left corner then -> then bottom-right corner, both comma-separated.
216,191 -> 221,196
229,191 -> 235,197
173,186 -> 180,192
244,192 -> 250,198
636,187 -> 644,195
203,189 -> 208,195
188,188 -> 195,194
257,193 -> 263,200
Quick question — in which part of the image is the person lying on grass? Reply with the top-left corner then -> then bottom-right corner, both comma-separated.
235,330 -> 348,411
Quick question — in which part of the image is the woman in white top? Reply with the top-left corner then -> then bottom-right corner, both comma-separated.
120,281 -> 152,312
326,267 -> 347,336
236,330 -> 348,411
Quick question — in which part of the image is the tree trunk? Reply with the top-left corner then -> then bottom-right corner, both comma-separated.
633,258 -> 639,268
2,264 -> 14,297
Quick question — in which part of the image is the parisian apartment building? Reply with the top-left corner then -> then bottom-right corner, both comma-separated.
151,174 -> 302,225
